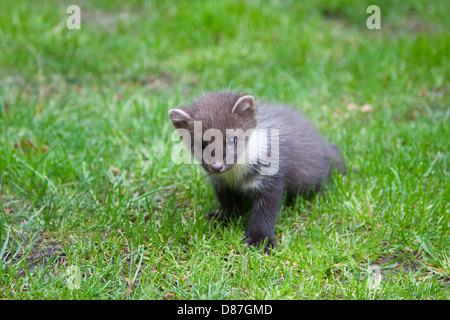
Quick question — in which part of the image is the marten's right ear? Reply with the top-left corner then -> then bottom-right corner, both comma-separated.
231,95 -> 256,117
168,108 -> 193,129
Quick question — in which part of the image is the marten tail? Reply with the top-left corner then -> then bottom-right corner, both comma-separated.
327,143 -> 347,174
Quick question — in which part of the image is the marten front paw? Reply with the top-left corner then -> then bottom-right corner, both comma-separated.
206,211 -> 229,222
244,234 -> 277,254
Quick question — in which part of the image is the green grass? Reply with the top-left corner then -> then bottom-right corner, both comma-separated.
0,0 -> 449,299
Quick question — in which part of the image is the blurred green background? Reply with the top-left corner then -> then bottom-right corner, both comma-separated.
0,0 -> 448,299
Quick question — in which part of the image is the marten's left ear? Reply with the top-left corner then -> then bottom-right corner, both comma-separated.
168,108 -> 193,129
231,95 -> 256,117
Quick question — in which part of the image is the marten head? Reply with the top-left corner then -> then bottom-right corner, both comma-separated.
169,92 -> 257,174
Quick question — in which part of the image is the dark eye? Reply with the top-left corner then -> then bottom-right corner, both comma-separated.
227,136 -> 237,146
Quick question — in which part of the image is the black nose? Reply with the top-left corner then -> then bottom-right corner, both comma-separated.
211,163 -> 224,172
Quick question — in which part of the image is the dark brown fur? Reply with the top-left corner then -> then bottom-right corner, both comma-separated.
169,91 -> 346,253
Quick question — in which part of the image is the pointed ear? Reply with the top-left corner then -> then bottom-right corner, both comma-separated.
231,95 -> 256,117
168,108 -> 193,129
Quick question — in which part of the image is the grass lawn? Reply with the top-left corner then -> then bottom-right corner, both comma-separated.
0,0 -> 449,299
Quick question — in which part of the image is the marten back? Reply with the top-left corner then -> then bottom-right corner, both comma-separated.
253,103 -> 346,196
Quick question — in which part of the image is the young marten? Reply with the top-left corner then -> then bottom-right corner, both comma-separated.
169,91 -> 346,253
